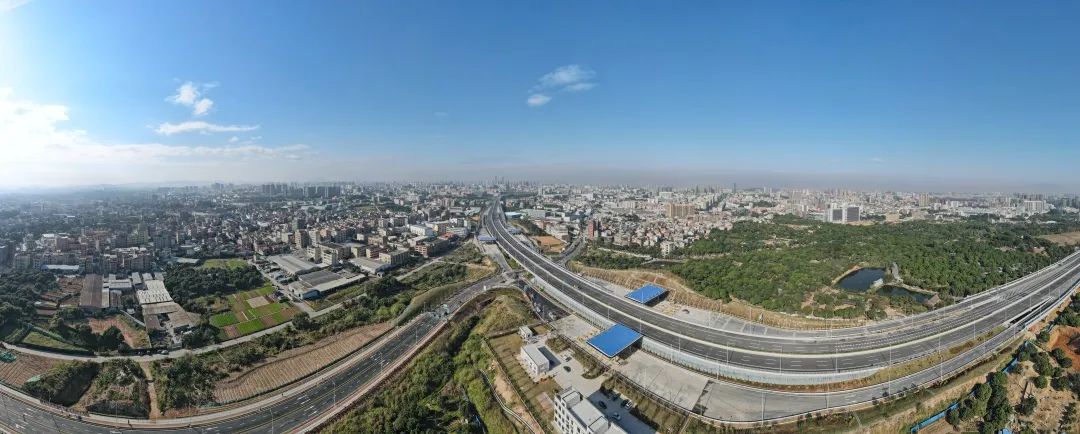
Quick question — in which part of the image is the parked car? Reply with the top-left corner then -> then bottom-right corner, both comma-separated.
596,400 -> 608,410
611,412 -> 621,421
563,365 -> 571,372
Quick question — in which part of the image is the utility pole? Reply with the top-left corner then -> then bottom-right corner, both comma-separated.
760,390 -> 765,423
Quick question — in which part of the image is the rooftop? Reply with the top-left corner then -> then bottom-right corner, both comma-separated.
587,323 -> 642,358
625,284 -> 667,305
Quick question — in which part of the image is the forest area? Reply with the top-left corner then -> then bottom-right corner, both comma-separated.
664,216 -> 1080,317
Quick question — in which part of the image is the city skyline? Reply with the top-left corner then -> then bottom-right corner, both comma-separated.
2,1 -> 1080,191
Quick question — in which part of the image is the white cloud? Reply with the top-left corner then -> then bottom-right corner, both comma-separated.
155,121 -> 259,136
0,0 -> 33,12
527,65 -> 597,106
166,81 -> 215,116
167,82 -> 200,106
192,98 -> 214,116
538,65 -> 596,89
564,82 -> 597,92
526,94 -> 552,107
228,136 -> 240,143
0,89 -> 305,187
870,157 -> 884,163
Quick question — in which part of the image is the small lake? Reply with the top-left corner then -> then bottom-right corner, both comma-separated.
877,285 -> 933,304
836,268 -> 885,291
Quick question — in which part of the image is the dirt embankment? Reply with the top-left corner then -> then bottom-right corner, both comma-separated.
1050,326 -> 1080,369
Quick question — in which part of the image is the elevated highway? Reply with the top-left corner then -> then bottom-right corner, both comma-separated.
485,200 -> 1080,375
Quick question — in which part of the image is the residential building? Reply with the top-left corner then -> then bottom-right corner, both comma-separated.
553,387 -> 627,434
519,343 -> 550,377
665,203 -> 694,218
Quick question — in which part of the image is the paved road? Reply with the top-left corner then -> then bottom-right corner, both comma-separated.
0,314 -> 440,434
485,200 -> 1080,374
0,271 -> 509,434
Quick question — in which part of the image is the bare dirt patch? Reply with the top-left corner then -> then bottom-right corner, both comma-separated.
1050,326 -> 1080,370
246,297 -> 269,308
1007,361 -> 1074,433
139,362 -> 162,419
212,322 -> 393,403
88,316 -> 151,349
530,235 -> 566,254
1040,231 -> 1080,246
489,360 -> 542,433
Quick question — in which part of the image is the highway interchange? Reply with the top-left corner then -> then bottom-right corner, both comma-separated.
484,200 -> 1080,374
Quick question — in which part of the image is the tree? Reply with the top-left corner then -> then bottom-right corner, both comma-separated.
1034,375 -> 1048,389
1018,395 -> 1037,416
291,312 -> 313,331
98,326 -> 125,351
1037,330 -> 1052,343
946,408 -> 961,427
74,324 -> 96,348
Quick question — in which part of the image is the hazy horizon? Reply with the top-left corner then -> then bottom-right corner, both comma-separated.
2,1 -> 1079,192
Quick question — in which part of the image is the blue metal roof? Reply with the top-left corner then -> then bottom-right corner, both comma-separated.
625,284 -> 668,304
587,324 -> 642,358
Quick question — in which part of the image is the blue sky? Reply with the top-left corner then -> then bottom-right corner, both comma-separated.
1,1 -> 1079,190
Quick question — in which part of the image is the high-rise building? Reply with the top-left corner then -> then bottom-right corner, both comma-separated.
665,203 -> 694,218
825,204 -> 861,223
1023,200 -> 1048,214
294,230 -> 310,249
845,206 -> 861,223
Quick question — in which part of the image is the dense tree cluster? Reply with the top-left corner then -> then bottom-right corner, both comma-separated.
45,310 -> 126,352
577,248 -> 649,269
329,316 -> 485,433
84,359 -> 149,417
155,355 -> 222,410
946,372 -> 1012,433
1053,294 -> 1080,327
593,240 -> 662,257
163,264 -> 264,306
0,270 -> 58,326
670,217 -> 1078,315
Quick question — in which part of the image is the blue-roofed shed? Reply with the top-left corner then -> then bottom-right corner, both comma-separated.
625,284 -> 668,305
587,323 -> 643,358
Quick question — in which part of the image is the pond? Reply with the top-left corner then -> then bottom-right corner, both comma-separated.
836,268 -> 885,292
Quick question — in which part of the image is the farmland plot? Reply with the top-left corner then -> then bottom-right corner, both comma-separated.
0,350 -> 62,386
212,322 -> 392,403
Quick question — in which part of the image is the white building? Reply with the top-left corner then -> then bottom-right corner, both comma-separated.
553,387 -> 627,434
519,343 -> 550,377
136,280 -> 173,305
408,224 -> 435,237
